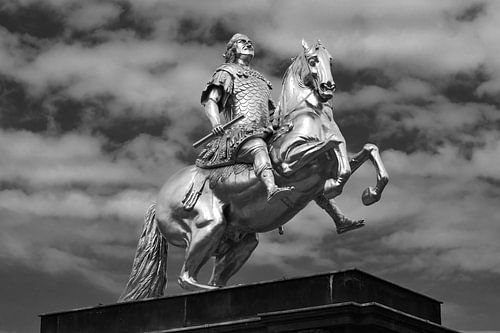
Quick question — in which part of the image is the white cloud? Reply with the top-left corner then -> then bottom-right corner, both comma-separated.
0,130 -> 186,187
249,137 -> 500,279
385,135 -> 500,179
2,1 -> 500,330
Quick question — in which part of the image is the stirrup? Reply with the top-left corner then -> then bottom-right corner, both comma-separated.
336,219 -> 365,234
267,186 -> 294,202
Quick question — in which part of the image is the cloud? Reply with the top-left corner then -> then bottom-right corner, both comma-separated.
248,137 -> 500,279
0,187 -> 152,295
65,2 -> 122,31
2,1 -> 500,331
0,130 -> 186,187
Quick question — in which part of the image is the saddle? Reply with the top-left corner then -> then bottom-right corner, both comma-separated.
182,164 -> 254,211
184,124 -> 294,211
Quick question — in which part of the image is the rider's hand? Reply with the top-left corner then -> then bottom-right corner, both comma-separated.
211,124 -> 225,136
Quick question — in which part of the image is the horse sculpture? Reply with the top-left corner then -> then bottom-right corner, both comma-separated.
119,40 -> 388,301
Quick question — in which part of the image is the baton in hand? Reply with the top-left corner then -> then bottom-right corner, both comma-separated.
193,115 -> 245,148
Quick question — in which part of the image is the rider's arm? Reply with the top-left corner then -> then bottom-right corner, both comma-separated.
203,87 -> 224,135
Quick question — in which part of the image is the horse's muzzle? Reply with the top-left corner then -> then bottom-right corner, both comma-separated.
320,82 -> 336,93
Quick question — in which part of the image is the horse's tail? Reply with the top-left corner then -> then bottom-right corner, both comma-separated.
118,203 -> 168,302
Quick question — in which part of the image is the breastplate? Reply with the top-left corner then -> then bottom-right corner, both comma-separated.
230,70 -> 271,128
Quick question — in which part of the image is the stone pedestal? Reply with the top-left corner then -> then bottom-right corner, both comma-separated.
40,269 -> 459,333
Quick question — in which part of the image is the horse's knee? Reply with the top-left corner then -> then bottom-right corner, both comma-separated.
338,167 -> 351,184
363,143 -> 379,153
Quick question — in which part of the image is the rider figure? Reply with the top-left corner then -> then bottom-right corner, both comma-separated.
197,33 -> 293,201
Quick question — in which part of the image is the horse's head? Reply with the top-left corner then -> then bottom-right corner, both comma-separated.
301,39 -> 336,101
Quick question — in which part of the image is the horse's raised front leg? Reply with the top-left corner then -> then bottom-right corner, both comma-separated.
208,232 -> 258,287
323,139 -> 351,196
271,114 -> 342,176
178,195 -> 226,291
325,143 -> 389,205
273,134 -> 338,176
314,195 -> 365,234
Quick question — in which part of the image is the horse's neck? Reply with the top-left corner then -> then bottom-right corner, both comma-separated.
279,65 -> 320,117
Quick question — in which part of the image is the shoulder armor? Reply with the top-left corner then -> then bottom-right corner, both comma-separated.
214,63 -> 240,78
215,64 -> 272,89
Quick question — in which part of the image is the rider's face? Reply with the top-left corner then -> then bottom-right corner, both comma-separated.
234,38 -> 254,59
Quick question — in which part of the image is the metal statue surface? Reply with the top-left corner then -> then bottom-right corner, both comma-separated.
196,33 -> 293,201
119,34 -> 388,302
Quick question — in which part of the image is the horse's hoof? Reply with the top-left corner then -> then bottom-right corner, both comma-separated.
267,186 -> 294,202
337,219 -> 365,234
178,275 -> 219,291
362,187 -> 380,206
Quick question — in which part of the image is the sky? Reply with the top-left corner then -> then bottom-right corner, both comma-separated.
0,0 -> 499,332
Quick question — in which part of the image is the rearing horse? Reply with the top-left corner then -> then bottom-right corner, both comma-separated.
119,39 -> 388,301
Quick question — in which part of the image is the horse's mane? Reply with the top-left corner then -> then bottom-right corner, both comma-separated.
275,52 -> 310,125
282,52 -> 308,87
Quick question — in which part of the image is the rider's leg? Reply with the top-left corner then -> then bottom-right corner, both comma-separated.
209,233 -> 259,287
314,194 -> 364,234
239,138 -> 293,201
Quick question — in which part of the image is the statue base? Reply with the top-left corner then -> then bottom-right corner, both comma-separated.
40,269 -> 458,333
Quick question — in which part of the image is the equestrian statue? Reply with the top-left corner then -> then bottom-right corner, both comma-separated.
119,33 -> 388,301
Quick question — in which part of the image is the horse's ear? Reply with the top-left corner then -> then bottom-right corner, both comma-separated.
317,39 -> 322,45
301,39 -> 310,52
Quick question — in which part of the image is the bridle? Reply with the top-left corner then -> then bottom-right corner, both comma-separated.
273,49 -> 331,127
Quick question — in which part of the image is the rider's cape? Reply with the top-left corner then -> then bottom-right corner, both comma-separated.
196,63 -> 275,169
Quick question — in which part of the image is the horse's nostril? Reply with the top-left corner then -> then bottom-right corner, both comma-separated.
321,82 -> 336,92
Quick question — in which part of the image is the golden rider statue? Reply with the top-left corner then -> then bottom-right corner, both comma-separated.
196,33 -> 293,201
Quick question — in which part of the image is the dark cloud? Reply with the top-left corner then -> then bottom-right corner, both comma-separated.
253,47 -> 293,79
441,66 -> 490,104
94,114 -> 170,148
336,66 -> 395,92
174,17 -> 234,46
0,264 -> 114,333
0,2 -> 64,39
104,1 -> 154,38
0,75 -> 48,132
0,75 -> 173,146
2,1 -> 500,332
454,2 -> 487,22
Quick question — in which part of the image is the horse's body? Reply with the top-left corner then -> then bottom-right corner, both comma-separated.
119,40 -> 388,301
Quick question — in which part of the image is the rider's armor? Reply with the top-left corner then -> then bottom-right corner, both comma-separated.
230,67 -> 272,128
196,63 -> 274,169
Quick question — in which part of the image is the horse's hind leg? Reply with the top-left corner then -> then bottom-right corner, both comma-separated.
208,233 -> 258,287
178,195 -> 226,291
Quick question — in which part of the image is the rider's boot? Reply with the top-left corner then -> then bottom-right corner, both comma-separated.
260,168 -> 294,202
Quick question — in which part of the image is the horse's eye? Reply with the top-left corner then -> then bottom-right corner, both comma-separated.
308,59 -> 316,66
